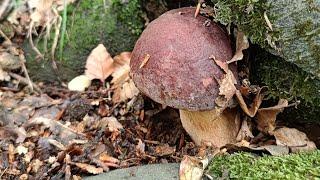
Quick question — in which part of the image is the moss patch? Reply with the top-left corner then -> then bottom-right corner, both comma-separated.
208,151 -> 320,179
25,0 -> 144,82
212,0 -> 276,48
251,47 -> 320,122
211,0 -> 320,79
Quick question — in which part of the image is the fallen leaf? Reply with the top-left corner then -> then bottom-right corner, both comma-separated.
273,127 -> 316,153
101,117 -> 123,132
16,145 -> 28,155
113,52 -> 131,69
227,31 -> 249,64
0,67 -> 10,81
71,162 -> 103,174
85,44 -> 114,82
211,57 -> 228,73
236,87 -> 265,117
112,80 -> 139,103
224,143 -> 289,156
236,117 -> 254,141
68,75 -> 91,92
111,53 -> 139,103
136,139 -> 145,154
0,52 -> 21,70
179,156 -> 205,180
256,99 -> 289,134
212,59 -> 237,109
31,159 -> 43,173
215,69 -> 237,108
99,153 -> 120,164
155,144 -> 175,156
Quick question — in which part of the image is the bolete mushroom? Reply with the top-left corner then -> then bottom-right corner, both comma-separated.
130,7 -> 240,147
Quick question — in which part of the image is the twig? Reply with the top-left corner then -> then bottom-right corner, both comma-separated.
0,28 -> 12,43
0,86 -> 19,92
19,54 -> 34,92
0,0 -> 10,20
51,8 -> 62,63
28,21 -> 44,59
8,72 -> 42,93
0,167 -> 8,178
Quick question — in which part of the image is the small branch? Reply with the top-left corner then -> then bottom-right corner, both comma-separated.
8,72 -> 42,94
0,0 -> 10,20
0,28 -> 12,43
19,54 -> 34,92
51,8 -> 62,62
28,21 -> 44,59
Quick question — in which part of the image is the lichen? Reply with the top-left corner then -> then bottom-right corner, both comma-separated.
208,151 -> 320,179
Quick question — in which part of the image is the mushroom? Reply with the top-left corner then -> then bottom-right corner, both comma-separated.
130,7 -> 240,147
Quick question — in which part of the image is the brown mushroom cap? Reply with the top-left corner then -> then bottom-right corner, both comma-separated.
130,7 -> 236,111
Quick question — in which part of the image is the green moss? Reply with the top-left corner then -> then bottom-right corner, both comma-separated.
111,0 -> 144,35
211,0 -> 277,48
212,0 -> 320,79
208,151 -> 320,179
251,48 -> 320,122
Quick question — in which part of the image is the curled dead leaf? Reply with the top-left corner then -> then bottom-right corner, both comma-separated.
71,162 -> 103,174
179,156 -> 205,180
85,44 -> 114,82
256,99 -> 289,134
227,31 -> 249,64
111,52 -> 139,103
212,59 -> 237,109
236,87 -> 265,117
273,127 -> 316,153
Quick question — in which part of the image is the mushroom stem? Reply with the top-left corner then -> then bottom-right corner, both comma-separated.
179,108 -> 240,147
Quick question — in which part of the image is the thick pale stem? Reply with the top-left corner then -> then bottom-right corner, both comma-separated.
179,109 -> 240,147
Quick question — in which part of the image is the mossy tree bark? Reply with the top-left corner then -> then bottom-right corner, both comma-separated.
212,0 -> 320,121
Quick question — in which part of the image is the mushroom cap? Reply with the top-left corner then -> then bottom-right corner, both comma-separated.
130,7 -> 236,111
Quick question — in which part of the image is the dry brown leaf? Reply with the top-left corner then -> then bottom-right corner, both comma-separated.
224,143 -> 289,156
72,162 -> 103,174
99,153 -> 120,164
113,52 -> 131,69
212,59 -> 237,109
273,127 -> 316,153
155,144 -> 175,156
179,156 -> 205,180
112,80 -> 139,103
136,139 -> 145,154
101,117 -> 123,132
211,57 -> 228,73
85,44 -> 114,82
0,52 -> 21,70
0,67 -> 10,81
256,99 -> 289,134
236,87 -> 265,117
227,31 -> 249,64
214,69 -> 237,108
111,64 -> 130,87
111,53 -> 139,103
236,117 -> 254,141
